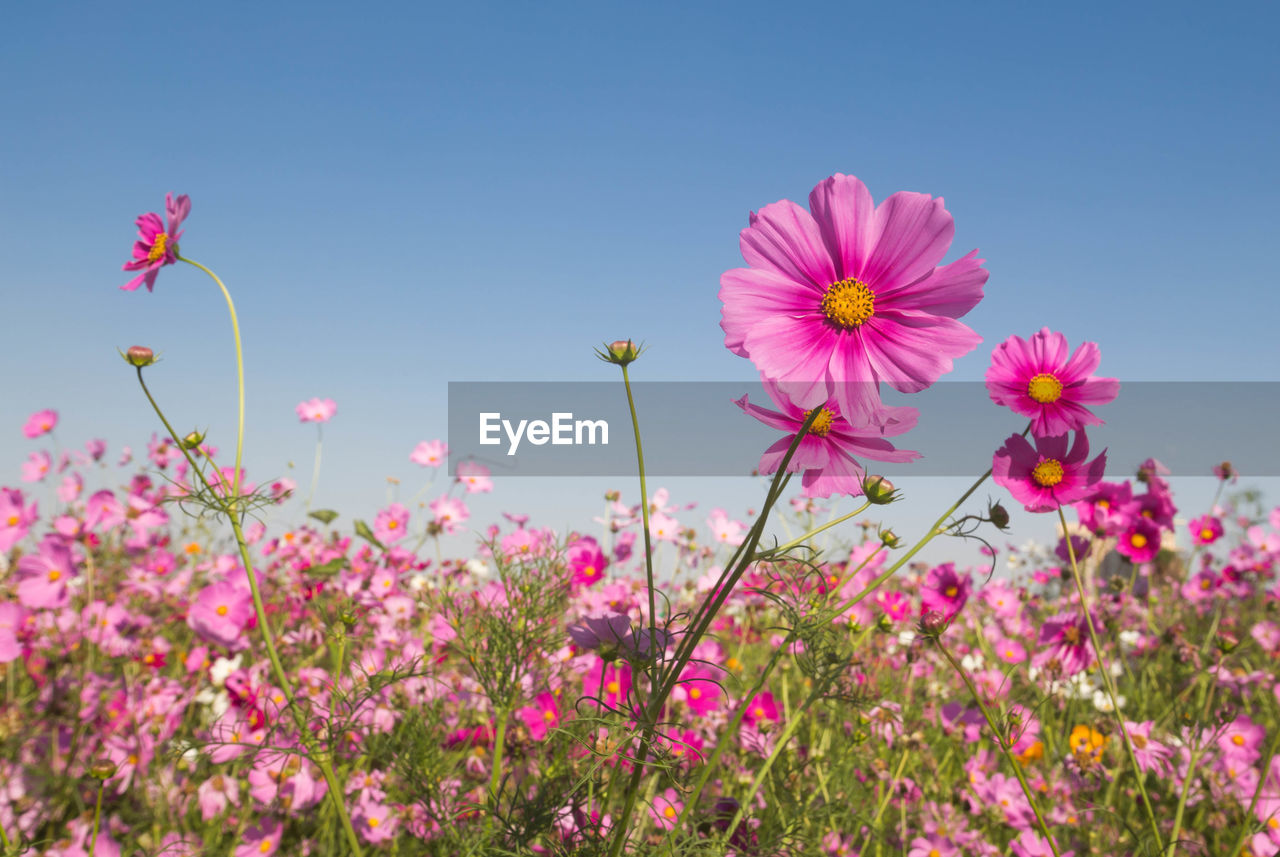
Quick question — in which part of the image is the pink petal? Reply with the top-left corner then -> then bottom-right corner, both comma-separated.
739,199 -> 837,289
860,313 -> 982,394
808,174 -> 877,282
875,249 -> 987,319
863,192 -> 954,290
719,267 -> 822,356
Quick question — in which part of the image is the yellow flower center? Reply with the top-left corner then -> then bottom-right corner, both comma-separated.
1096,499 -> 1109,510
689,688 -> 702,700
543,709 -> 555,721
584,566 -> 596,577
147,233 -> 169,263
1232,734 -> 1246,746
1200,577 -> 1212,590
663,806 -> 677,819
216,605 -> 229,616
1027,373 -> 1063,403
753,706 -> 765,719
929,850 -> 941,857
388,520 -> 398,529
259,841 -> 272,854
606,680 -> 620,695
1031,459 -> 1065,487
802,407 -> 836,437
1200,528 -> 1215,541
368,817 -> 380,828
5,515 -> 16,527
944,585 -> 958,598
1130,533 -> 1148,549
48,570 -> 61,582
821,278 -> 875,329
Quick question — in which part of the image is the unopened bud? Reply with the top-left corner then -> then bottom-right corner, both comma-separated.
181,431 -> 205,450
1215,631 -> 1240,654
988,501 -> 1010,531
339,609 -> 358,631
121,345 -> 157,367
89,759 -> 118,780
918,610 -> 948,638
862,475 -> 897,505
876,613 -> 894,633
596,339 -> 643,366
879,528 -> 902,549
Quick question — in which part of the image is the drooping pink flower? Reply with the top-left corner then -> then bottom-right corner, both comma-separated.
188,581 -> 253,650
719,173 -> 987,426
992,431 -> 1107,513
1190,515 -> 1224,546
410,439 -> 447,467
22,409 -> 58,439
296,397 -> 337,423
735,378 -> 920,498
373,503 -> 409,544
986,329 -> 1119,437
121,192 -> 190,292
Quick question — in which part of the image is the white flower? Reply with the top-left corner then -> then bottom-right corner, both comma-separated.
897,630 -> 917,647
1093,689 -> 1124,712
960,652 -> 984,672
465,558 -> 490,579
1118,630 -> 1141,650
209,654 -> 242,688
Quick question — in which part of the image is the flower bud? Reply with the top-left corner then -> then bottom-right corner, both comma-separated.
181,431 -> 205,450
918,610 -> 948,638
879,528 -> 902,549
595,339 -> 643,366
876,613 -> 894,634
988,501 -> 1010,531
121,345 -> 157,367
861,475 -> 897,505
89,759 -> 118,780
1215,631 -> 1240,654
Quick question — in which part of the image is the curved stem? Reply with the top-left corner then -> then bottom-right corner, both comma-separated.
178,256 -> 245,501
935,637 -> 1062,856
1059,507 -> 1164,851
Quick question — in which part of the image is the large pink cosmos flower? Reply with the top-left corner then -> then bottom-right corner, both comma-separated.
22,409 -> 58,439
992,432 -> 1106,513
720,173 -> 987,425
986,328 -> 1119,436
735,378 -> 920,498
122,192 -> 191,292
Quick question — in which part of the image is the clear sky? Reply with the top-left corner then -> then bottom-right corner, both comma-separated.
2,1 -> 1277,566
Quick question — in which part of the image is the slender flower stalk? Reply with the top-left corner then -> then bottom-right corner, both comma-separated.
307,424 -> 324,511
1059,506 -> 1164,851
934,635 -> 1062,857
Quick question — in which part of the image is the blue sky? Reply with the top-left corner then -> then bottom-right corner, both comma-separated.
2,1 -> 1277,566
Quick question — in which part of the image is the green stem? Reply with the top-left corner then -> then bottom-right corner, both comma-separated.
1168,676 -> 1216,857
178,256 -> 245,500
1226,694 -> 1280,857
756,503 -> 870,559
307,425 -> 323,511
1059,507 -> 1163,851
618,364 -> 658,684
89,781 -> 104,856
935,638 -> 1062,856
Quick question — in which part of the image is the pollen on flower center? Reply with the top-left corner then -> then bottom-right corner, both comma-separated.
1130,533 -> 1148,549
1027,372 -> 1063,403
216,605 -> 229,616
1031,458 -> 1065,487
821,278 -> 875,329
147,232 -> 169,262
802,407 -> 836,437
5,515 -> 17,527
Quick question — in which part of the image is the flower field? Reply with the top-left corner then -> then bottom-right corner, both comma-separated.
2,178 -> 1278,857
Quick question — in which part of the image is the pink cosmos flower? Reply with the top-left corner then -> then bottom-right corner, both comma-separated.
234,818 -> 281,857
1116,518 -> 1161,564
675,665 -> 724,717
992,431 -> 1107,513
742,691 -> 781,728
735,379 -> 920,498
515,691 -> 561,741
373,503 -> 409,544
650,787 -> 684,831
188,581 -> 253,650
410,439 -> 447,467
566,535 -> 608,587
986,329 -> 1119,437
920,563 -> 971,620
429,496 -> 469,535
720,173 -> 987,426
1075,481 -> 1135,535
122,192 -> 190,292
15,536 -> 77,608
455,460 -> 493,493
1034,612 -> 1094,676
0,603 -> 24,663
0,488 -> 37,554
22,409 -> 57,439
707,508 -> 746,545
296,397 -> 337,423
353,795 -> 398,843
20,451 -> 51,483
1190,514 -> 1224,546
1124,721 -> 1174,776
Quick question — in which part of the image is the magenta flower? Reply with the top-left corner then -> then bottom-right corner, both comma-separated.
1034,612 -> 1094,676
735,379 -> 920,498
0,603 -> 24,663
566,535 -> 608,587
650,787 -> 684,831
720,173 -> 987,425
742,691 -> 781,728
234,818 -> 281,857
920,563 -> 971,620
1116,518 -> 1160,563
188,581 -> 253,650
985,329 -> 1119,436
296,397 -> 337,423
121,192 -> 190,292
992,431 -> 1106,513
675,665 -> 724,717
373,502 -> 409,544
1190,515 -> 1224,546
22,409 -> 57,439
515,691 -> 561,741
429,496 -> 469,535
